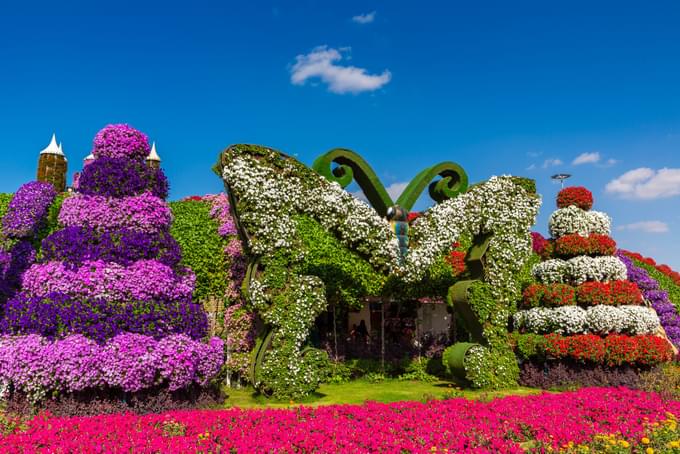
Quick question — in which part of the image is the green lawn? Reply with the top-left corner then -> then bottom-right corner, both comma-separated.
221,379 -> 540,409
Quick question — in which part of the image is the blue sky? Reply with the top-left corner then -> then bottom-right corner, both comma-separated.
1,1 -> 679,268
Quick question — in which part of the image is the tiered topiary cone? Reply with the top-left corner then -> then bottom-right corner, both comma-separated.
0,125 -> 224,408
513,186 -> 674,373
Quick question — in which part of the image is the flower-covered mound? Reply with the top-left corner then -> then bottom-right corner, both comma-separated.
1,387 -> 679,453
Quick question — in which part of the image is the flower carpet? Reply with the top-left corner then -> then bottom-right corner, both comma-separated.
2,387 -> 680,453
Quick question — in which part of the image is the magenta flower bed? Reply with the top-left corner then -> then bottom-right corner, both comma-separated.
1,387 -> 678,453
2,181 -> 56,238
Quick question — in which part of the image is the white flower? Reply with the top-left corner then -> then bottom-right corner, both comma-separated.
549,206 -> 611,238
513,305 -> 660,335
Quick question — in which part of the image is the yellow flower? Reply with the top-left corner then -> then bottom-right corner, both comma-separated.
619,440 -> 630,448
642,437 -> 651,444
645,448 -> 654,454
669,440 -> 680,448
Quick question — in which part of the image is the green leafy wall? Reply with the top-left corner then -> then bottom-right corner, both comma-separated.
169,200 -> 229,302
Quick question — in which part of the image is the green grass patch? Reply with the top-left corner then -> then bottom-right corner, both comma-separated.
221,379 -> 540,409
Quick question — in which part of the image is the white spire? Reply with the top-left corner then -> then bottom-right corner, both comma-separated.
84,153 -> 95,161
40,133 -> 64,156
147,142 -> 161,161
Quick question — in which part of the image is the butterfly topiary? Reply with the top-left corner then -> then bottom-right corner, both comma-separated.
218,144 -> 540,399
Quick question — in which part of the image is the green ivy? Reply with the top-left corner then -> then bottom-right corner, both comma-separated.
169,200 -> 229,302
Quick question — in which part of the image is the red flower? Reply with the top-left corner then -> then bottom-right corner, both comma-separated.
553,233 -> 616,257
445,250 -> 466,276
556,186 -> 594,210
407,212 -> 422,223
543,284 -> 576,307
539,333 -> 672,366
576,282 -> 612,306
522,284 -> 545,308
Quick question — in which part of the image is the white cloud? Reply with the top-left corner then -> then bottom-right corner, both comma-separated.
352,11 -> 376,24
542,158 -> 563,169
605,167 -> 680,199
526,164 -> 537,171
605,158 -> 619,166
617,221 -> 670,233
527,151 -> 542,158
290,46 -> 391,94
573,152 -> 600,165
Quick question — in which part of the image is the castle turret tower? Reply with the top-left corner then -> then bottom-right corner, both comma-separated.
37,133 -> 68,192
146,142 -> 161,170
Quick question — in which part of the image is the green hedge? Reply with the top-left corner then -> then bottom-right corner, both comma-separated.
169,200 -> 229,302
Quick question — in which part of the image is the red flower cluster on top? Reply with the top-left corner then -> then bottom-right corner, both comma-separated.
445,243 -> 466,276
521,281 -> 643,308
623,250 -> 680,287
557,186 -> 594,210
554,234 -> 616,258
543,333 -> 672,366
181,195 -> 204,202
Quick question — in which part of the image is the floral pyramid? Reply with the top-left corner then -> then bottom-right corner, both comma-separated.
512,186 -> 674,384
0,125 -> 223,407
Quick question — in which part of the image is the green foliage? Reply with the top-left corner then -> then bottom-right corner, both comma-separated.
398,358 -> 438,382
296,215 -> 386,309
450,281 -> 520,389
640,363 -> 680,401
169,200 -> 228,302
518,253 -> 541,291
0,193 -> 13,222
509,177 -> 536,195
508,332 -> 546,360
634,259 -> 680,312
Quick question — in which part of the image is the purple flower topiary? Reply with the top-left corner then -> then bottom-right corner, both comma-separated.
92,124 -> 150,161
79,157 -> 169,199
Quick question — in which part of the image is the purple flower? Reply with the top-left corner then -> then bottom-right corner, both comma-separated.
79,157 -> 169,199
41,226 -> 181,269
618,250 -> 680,349
0,333 -> 223,396
58,192 -> 173,234
1,181 -> 56,238
92,124 -> 150,161
22,260 -> 195,303
1,292 -> 208,343
0,241 -> 36,304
